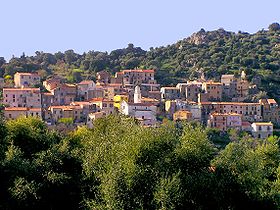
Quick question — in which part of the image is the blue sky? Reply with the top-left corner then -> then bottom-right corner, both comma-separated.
0,0 -> 279,60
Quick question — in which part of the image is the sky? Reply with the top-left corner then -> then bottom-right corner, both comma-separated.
0,0 -> 279,60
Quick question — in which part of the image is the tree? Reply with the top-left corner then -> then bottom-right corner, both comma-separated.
212,137 -> 280,209
0,57 -> 6,67
268,22 -> 280,32
6,117 -> 59,158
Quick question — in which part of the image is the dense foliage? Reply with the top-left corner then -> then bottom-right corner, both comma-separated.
0,23 -> 279,98
0,115 -> 279,209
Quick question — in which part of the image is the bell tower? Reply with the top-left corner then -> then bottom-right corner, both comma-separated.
134,86 -> 141,103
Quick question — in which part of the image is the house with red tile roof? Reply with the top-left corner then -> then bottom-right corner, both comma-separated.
4,107 -> 42,120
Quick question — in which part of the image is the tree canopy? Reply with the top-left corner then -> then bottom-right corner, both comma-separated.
0,116 -> 279,209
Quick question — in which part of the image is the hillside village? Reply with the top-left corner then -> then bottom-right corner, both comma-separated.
0,69 -> 277,139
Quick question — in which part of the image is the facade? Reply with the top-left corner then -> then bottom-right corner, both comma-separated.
89,98 -> 115,115
201,81 -> 222,101
103,84 -> 124,99
251,122 -> 273,139
88,86 -> 105,99
3,88 -> 41,108
185,84 -> 201,102
120,86 -> 157,126
96,71 -> 111,85
236,79 -> 249,101
47,105 -> 86,124
221,74 -> 236,86
175,100 -> 202,121
77,80 -> 96,101
119,69 -> 156,86
70,101 -> 97,116
176,83 -> 188,99
4,107 -> 42,120
221,74 -> 238,100
260,99 -> 280,125
208,113 -> 242,131
50,84 -> 77,105
161,87 -> 180,100
14,72 -> 40,88
147,91 -> 161,100
140,83 -> 161,97
200,102 -> 262,124
42,92 -> 54,108
120,101 -> 157,126
43,77 -> 62,91
173,110 -> 192,121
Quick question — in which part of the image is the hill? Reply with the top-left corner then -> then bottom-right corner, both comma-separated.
0,22 -> 279,98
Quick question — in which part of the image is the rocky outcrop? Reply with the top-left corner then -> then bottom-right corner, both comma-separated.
184,28 -> 234,45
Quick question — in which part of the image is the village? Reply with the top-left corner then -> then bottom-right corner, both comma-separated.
0,69 -> 277,139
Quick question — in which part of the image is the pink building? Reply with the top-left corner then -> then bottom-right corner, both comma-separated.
208,112 -> 242,131
3,88 -> 41,108
14,72 -> 40,88
50,84 -> 77,105
200,101 -> 262,123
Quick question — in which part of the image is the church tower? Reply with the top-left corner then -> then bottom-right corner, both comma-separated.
134,86 -> 141,103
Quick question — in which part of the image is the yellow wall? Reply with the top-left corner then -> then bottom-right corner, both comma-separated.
114,95 -> 128,109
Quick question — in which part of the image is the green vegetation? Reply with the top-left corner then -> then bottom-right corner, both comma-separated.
57,117 -> 74,125
0,115 -> 279,209
0,23 -> 279,98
